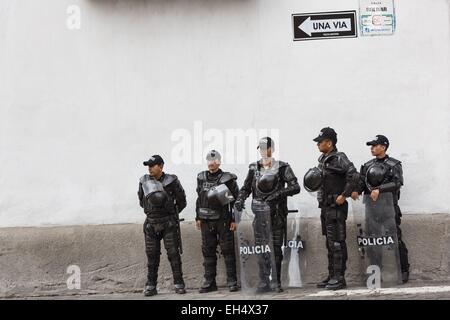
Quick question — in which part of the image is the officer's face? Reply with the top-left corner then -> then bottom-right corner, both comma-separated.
371,144 -> 386,157
149,164 -> 163,177
207,159 -> 220,173
317,139 -> 332,153
259,147 -> 273,159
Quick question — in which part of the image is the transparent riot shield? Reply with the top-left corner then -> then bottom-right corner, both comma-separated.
236,199 -> 277,294
281,210 -> 306,288
352,193 -> 402,287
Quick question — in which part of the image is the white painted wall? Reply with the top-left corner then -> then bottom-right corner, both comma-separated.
0,0 -> 449,227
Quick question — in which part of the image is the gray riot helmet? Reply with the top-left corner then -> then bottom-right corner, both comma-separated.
207,184 -> 235,206
303,167 -> 322,192
256,173 -> 279,194
365,164 -> 387,190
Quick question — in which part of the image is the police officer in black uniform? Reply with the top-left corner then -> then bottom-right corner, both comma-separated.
195,150 -> 240,293
138,155 -> 187,296
305,127 -> 358,290
351,135 -> 410,283
235,137 -> 300,293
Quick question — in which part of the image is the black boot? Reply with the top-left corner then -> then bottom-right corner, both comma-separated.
325,277 -> 346,291
143,284 -> 157,296
316,275 -> 332,288
224,256 -> 238,292
174,280 -> 186,294
273,282 -> 284,293
256,280 -> 272,294
402,271 -> 409,284
326,240 -> 347,291
227,279 -> 239,292
228,284 -> 239,292
255,279 -> 272,294
199,279 -> 218,293
274,259 -> 283,293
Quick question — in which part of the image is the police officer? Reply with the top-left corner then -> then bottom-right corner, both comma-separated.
138,155 -> 187,296
235,137 -> 300,293
351,135 -> 410,283
305,127 -> 358,290
195,150 -> 240,293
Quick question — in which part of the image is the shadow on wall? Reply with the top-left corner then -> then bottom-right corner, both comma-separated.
88,0 -> 256,8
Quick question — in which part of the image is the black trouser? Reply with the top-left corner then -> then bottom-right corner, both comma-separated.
395,205 -> 410,273
200,216 -> 237,286
320,202 -> 348,279
143,217 -> 183,286
252,203 -> 285,286
272,213 -> 286,285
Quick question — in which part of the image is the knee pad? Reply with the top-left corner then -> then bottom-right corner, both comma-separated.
274,245 -> 283,259
332,241 -> 343,253
166,246 -> 180,260
145,239 -> 160,256
220,243 -> 235,257
202,242 -> 218,255
203,256 -> 217,266
272,228 -> 284,247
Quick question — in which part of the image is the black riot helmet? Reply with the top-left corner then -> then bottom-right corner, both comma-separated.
256,173 -> 279,194
303,167 -> 322,192
207,184 -> 234,207
365,164 -> 387,190
147,191 -> 168,207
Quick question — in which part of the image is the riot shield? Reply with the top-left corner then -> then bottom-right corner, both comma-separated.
281,210 -> 306,288
236,199 -> 277,294
352,193 -> 402,287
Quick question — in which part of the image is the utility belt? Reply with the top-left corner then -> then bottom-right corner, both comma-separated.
319,193 -> 341,208
146,211 -> 177,224
198,207 -> 228,221
319,193 -> 348,222
145,200 -> 175,214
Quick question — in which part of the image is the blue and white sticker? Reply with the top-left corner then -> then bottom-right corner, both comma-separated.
359,0 -> 396,36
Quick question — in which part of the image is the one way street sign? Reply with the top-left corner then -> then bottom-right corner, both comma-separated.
292,11 -> 357,41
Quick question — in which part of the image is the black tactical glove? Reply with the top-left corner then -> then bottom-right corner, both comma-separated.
264,191 -> 282,203
234,199 -> 245,211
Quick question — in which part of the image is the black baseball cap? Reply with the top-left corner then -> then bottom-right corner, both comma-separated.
257,137 -> 274,150
366,135 -> 389,149
143,155 -> 164,167
313,127 -> 337,144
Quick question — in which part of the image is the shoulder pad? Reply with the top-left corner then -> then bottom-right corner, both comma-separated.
162,174 -> 177,186
278,160 -> 288,168
335,152 -> 348,159
249,162 -> 257,170
219,172 -> 237,184
197,171 -> 207,181
322,152 -> 342,163
385,157 -> 401,167
139,174 -> 150,184
364,158 -> 377,167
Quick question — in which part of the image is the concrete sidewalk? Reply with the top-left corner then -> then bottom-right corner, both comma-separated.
1,214 -> 450,299
11,281 -> 450,300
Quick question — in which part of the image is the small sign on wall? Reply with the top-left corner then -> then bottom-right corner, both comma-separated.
360,0 -> 396,36
292,11 -> 358,41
